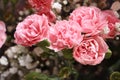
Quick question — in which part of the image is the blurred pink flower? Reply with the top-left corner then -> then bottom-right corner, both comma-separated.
48,20 -> 83,52
28,0 -> 56,22
101,10 -> 120,38
69,6 -> 108,36
73,36 -> 108,65
14,14 -> 49,46
28,0 -> 54,13
0,21 -> 6,48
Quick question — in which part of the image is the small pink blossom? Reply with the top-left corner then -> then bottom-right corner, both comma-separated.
48,20 -> 83,52
101,10 -> 120,38
0,21 -> 6,48
14,14 -> 49,46
28,0 -> 54,13
73,36 -> 108,65
69,6 -> 108,36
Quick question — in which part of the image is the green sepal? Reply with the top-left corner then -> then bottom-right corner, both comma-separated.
105,49 -> 112,59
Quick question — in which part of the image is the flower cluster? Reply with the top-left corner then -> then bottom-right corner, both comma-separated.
14,0 -> 120,65
0,21 -> 6,48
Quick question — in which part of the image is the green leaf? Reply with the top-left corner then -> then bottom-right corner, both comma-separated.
25,72 -> 60,80
24,72 -> 48,80
59,67 -> 71,79
110,72 -> 120,80
37,39 -> 50,47
105,49 -> 112,59
48,77 -> 60,80
37,40 -> 50,52
62,49 -> 73,60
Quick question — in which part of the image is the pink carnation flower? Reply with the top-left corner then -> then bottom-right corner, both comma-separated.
48,20 -> 83,52
0,21 -> 6,48
101,10 -> 120,38
73,36 -> 108,65
28,0 -> 54,13
14,14 -> 49,46
69,6 -> 108,36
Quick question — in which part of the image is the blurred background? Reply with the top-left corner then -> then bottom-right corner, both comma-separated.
0,0 -> 120,80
